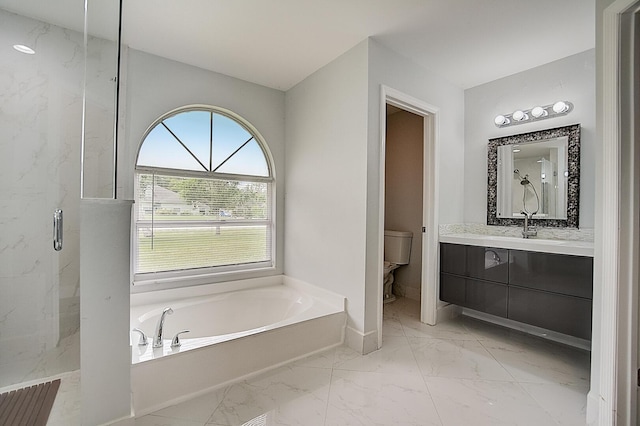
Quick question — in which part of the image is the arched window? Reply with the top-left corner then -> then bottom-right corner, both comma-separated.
133,106 -> 274,283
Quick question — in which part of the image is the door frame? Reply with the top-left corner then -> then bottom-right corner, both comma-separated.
378,85 -> 439,347
595,0 -> 640,423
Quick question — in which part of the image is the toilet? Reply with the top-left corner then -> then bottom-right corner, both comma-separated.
383,230 -> 413,303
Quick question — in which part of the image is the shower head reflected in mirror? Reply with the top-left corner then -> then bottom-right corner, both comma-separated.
514,169 -> 530,185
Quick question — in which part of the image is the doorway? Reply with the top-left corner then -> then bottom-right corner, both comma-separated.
383,105 -> 424,305
378,86 -> 439,348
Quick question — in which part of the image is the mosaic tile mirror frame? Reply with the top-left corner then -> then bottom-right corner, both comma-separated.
487,124 -> 581,228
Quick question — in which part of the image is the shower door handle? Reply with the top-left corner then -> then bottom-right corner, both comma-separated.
53,209 -> 63,251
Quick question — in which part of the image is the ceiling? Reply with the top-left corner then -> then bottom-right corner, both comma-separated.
1,0 -> 595,91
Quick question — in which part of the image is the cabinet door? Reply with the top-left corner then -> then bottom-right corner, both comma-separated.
509,250 -> 593,299
466,279 -> 507,318
466,246 -> 509,283
508,287 -> 592,340
440,273 -> 465,305
440,243 -> 466,275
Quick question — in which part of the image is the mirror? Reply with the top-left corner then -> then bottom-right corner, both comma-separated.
498,136 -> 568,219
487,124 -> 580,228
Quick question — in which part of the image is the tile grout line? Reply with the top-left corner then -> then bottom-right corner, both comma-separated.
204,385 -> 232,425
512,381 -> 564,426
321,354 -> 337,426
404,324 -> 446,426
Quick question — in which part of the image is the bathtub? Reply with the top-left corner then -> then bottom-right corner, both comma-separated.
130,276 -> 345,415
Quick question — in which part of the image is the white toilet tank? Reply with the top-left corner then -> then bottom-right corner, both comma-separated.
384,230 -> 413,265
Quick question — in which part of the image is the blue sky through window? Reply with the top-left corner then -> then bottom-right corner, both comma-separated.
163,111 -> 211,168
136,109 -> 269,177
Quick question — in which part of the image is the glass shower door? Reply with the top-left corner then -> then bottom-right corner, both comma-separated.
0,3 -> 85,389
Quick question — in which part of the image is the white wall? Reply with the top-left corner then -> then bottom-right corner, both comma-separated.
285,38 -> 466,352
367,39 -> 466,338
464,49 -> 596,228
123,49 -> 286,280
80,200 -> 133,425
284,41 -> 370,350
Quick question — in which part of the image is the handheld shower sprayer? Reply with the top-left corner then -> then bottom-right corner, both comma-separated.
513,169 -> 539,216
513,169 -> 530,185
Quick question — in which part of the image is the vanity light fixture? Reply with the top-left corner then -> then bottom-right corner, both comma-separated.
531,106 -> 547,119
512,110 -> 528,122
494,100 -> 573,128
13,44 -> 35,54
552,101 -> 570,114
494,115 -> 510,126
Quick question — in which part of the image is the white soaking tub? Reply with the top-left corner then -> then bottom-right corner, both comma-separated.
130,276 -> 345,415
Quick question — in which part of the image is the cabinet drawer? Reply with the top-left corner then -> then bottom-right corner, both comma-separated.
509,250 -> 593,299
440,274 -> 507,318
440,273 -> 465,305
466,278 -> 507,318
440,243 -> 466,275
508,286 -> 592,340
466,246 -> 508,283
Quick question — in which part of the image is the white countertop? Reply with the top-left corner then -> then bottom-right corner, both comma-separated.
439,233 -> 594,257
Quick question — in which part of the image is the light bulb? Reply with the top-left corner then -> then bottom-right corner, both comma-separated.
494,115 -> 509,126
531,106 -> 547,118
553,101 -> 569,114
512,110 -> 528,121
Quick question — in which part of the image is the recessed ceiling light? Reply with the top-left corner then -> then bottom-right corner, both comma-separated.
13,44 -> 35,55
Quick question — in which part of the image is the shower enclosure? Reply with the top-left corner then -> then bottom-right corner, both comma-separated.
0,0 -> 119,394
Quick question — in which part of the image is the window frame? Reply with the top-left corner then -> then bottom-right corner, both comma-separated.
132,105 -> 276,290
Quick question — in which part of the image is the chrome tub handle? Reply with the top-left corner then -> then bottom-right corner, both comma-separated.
171,330 -> 190,347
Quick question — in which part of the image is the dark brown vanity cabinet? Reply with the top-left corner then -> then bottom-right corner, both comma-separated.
440,243 -> 593,340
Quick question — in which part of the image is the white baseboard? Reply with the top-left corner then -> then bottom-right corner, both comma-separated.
345,326 -> 378,355
585,390 -> 599,425
402,286 -> 421,302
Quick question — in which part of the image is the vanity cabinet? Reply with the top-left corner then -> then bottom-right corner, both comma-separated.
440,243 -> 593,340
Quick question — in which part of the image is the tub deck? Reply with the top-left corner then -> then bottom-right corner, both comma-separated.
130,276 -> 346,415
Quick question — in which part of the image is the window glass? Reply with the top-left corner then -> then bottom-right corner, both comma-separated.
163,110 -> 211,168
134,107 -> 273,281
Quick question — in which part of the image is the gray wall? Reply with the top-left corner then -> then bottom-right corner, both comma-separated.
464,49 -> 596,228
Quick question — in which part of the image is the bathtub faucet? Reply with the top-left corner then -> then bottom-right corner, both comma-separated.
153,307 -> 174,348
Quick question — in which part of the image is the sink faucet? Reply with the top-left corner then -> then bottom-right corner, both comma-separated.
153,307 -> 173,348
521,211 -> 538,239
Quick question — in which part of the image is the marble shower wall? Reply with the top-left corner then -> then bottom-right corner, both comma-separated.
0,8 -> 117,387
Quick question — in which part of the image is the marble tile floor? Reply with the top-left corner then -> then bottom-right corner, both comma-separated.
134,297 -> 591,426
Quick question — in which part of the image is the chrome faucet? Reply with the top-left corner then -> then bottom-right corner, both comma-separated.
153,307 -> 174,348
521,211 -> 538,239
